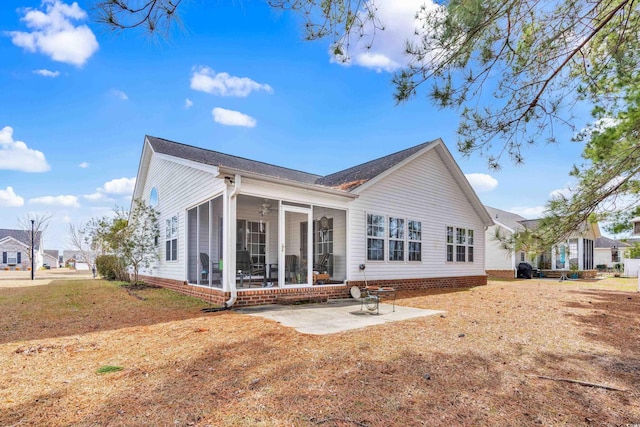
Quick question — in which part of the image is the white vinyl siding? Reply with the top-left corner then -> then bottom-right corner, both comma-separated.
348,147 -> 487,280
139,152 -> 226,281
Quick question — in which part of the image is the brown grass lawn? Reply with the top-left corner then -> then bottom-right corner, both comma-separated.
1,277 -> 639,426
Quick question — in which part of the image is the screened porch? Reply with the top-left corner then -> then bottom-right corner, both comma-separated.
186,194 -> 347,289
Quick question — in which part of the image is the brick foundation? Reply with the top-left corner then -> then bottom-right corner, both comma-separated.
486,270 -> 516,279
139,274 -> 487,307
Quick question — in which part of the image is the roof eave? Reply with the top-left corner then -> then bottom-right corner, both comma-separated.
217,167 -> 359,199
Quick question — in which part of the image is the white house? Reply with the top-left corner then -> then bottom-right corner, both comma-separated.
594,237 -> 629,270
484,206 -> 601,278
484,207 -> 530,278
0,229 -> 44,271
43,249 -> 59,268
132,135 -> 494,307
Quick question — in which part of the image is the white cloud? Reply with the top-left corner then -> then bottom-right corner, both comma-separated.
7,0 -> 99,67
509,206 -> 547,219
0,126 -> 50,172
0,186 -> 25,207
30,194 -> 80,208
83,192 -> 106,201
190,66 -> 273,97
465,173 -> 498,192
330,0 -> 436,72
185,98 -> 193,109
33,68 -> 59,77
109,89 -> 128,100
212,108 -> 257,128
102,177 -> 136,194
83,177 -> 136,203
78,161 -> 88,168
549,187 -> 573,199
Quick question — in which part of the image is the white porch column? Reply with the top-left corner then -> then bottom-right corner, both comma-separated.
551,246 -> 557,270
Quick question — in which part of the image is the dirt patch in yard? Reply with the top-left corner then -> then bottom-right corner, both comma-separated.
1,278 -> 639,426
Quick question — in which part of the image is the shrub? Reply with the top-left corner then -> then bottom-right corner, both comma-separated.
95,255 -> 128,281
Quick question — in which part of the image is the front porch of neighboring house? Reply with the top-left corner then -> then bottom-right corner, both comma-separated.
186,194 -> 347,291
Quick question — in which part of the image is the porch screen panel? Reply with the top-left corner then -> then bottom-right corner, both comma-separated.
583,239 -> 594,270
187,208 -> 198,283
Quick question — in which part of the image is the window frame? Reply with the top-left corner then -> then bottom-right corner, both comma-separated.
388,217 -> 405,262
408,220 -> 422,262
165,215 -> 178,262
446,226 -> 475,263
366,213 -> 385,261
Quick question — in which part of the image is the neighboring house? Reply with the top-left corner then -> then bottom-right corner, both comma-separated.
484,207 -> 528,279
594,237 -> 629,269
132,135 -> 494,307
43,249 -> 59,268
484,206 -> 601,278
0,229 -> 43,270
63,251 -> 91,270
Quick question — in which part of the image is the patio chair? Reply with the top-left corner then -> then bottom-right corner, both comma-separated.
285,255 -> 298,283
313,252 -> 330,273
349,286 -> 379,312
200,253 -> 210,282
200,253 -> 222,285
236,251 -> 265,287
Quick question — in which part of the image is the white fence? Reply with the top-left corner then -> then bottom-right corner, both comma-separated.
623,259 -> 640,277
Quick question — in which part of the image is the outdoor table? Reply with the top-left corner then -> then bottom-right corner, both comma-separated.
558,270 -> 569,281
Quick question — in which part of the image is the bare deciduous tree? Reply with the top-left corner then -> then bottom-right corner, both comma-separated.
17,212 -> 53,267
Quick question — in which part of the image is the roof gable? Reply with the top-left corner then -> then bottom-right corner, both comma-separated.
316,140 -> 437,190
0,229 -> 41,249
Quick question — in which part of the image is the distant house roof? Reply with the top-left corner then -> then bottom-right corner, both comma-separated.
145,135 -> 439,192
595,237 -> 631,249
0,229 -> 42,249
484,206 -> 528,231
44,249 -> 59,258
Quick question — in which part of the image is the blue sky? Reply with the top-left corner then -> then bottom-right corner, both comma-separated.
0,0 -> 591,249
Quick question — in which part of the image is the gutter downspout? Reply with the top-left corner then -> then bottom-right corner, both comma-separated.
225,174 -> 241,308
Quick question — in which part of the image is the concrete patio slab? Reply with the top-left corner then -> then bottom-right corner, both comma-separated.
236,298 -> 445,335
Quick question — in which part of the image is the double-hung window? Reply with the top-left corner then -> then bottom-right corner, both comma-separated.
446,226 -> 454,262
366,214 -> 385,261
408,220 -> 422,261
456,228 -> 466,262
447,226 -> 474,263
166,215 -> 178,261
388,217 -> 405,261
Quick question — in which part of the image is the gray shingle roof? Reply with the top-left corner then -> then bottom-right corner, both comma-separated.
146,135 -> 439,191
595,236 -> 630,248
44,249 -> 59,258
484,206 -> 528,231
316,140 -> 437,189
0,229 -> 42,249
147,136 -> 321,185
